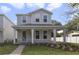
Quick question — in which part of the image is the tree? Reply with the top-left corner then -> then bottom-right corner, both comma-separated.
67,3 -> 79,18
52,20 -> 62,26
64,3 -> 79,33
64,17 -> 79,33
69,3 -> 79,8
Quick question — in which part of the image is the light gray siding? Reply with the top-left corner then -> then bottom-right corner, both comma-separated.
3,16 -> 15,42
17,10 -> 52,25
0,16 -> 3,28
26,30 -> 31,43
30,10 -> 52,24
17,30 -> 22,43
25,15 -> 31,24
0,31 -> 3,43
0,15 -> 4,43
17,16 -> 22,25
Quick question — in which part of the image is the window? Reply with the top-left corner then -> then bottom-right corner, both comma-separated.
22,16 -> 26,23
44,19 -> 47,22
23,20 -> 26,23
36,31 -> 40,39
43,31 -> 47,39
51,32 -> 53,37
44,15 -> 47,19
36,18 -> 39,22
43,15 -> 47,22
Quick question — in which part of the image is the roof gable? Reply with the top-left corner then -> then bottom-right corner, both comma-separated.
27,8 -> 52,15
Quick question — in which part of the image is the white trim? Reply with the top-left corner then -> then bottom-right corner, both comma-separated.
63,29 -> 66,43
31,29 -> 34,44
13,29 -> 16,44
53,29 -> 56,43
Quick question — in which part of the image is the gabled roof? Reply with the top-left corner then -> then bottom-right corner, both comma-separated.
27,8 -> 52,15
16,8 -> 52,16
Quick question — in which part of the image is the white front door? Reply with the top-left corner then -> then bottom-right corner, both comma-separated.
22,31 -> 26,43
22,30 -> 31,43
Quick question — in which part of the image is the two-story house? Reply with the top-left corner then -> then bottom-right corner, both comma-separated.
0,14 -> 15,43
13,8 -> 64,44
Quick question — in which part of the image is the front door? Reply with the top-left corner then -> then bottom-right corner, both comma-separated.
22,31 -> 26,43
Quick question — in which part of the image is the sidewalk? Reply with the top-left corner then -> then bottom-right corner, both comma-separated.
10,45 -> 25,55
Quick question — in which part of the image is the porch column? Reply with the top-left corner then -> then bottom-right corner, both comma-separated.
63,29 -> 66,43
53,29 -> 56,44
31,29 -> 34,44
13,29 -> 16,44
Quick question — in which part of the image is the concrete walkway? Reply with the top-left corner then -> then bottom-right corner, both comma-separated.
10,45 -> 25,55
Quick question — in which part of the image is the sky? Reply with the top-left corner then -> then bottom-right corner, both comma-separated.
0,3 -> 72,25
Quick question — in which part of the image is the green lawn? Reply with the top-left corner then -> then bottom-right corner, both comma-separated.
22,44 -> 79,55
0,43 -> 18,54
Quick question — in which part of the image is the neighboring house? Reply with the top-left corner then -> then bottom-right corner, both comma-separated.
13,8 -> 64,44
0,14 -> 15,43
68,31 -> 79,37
57,30 -> 63,34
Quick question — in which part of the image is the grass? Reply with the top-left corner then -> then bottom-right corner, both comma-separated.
22,44 -> 79,55
0,43 -> 18,54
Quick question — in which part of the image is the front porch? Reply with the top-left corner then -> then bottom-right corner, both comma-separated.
13,25 -> 66,44
16,29 -> 53,44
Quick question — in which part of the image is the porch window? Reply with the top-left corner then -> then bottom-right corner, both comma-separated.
51,32 -> 53,37
35,31 -> 40,39
43,31 -> 47,39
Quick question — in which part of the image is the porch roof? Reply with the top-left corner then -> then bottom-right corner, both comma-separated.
13,24 -> 63,30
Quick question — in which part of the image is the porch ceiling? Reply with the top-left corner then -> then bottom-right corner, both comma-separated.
13,25 -> 63,30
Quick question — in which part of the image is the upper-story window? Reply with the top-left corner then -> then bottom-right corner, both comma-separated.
36,18 -> 39,22
22,16 -> 26,23
23,20 -> 26,23
43,15 -> 47,22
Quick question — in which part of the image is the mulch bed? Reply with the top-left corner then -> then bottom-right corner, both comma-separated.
49,42 -> 79,52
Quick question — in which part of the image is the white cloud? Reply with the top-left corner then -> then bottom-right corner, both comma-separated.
26,3 -> 45,8
0,6 -> 11,13
46,3 -> 62,11
1,3 -> 62,11
26,3 -> 62,11
26,3 -> 35,8
0,0 -> 79,3
10,3 -> 25,9
34,3 -> 45,8
0,3 -> 62,14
